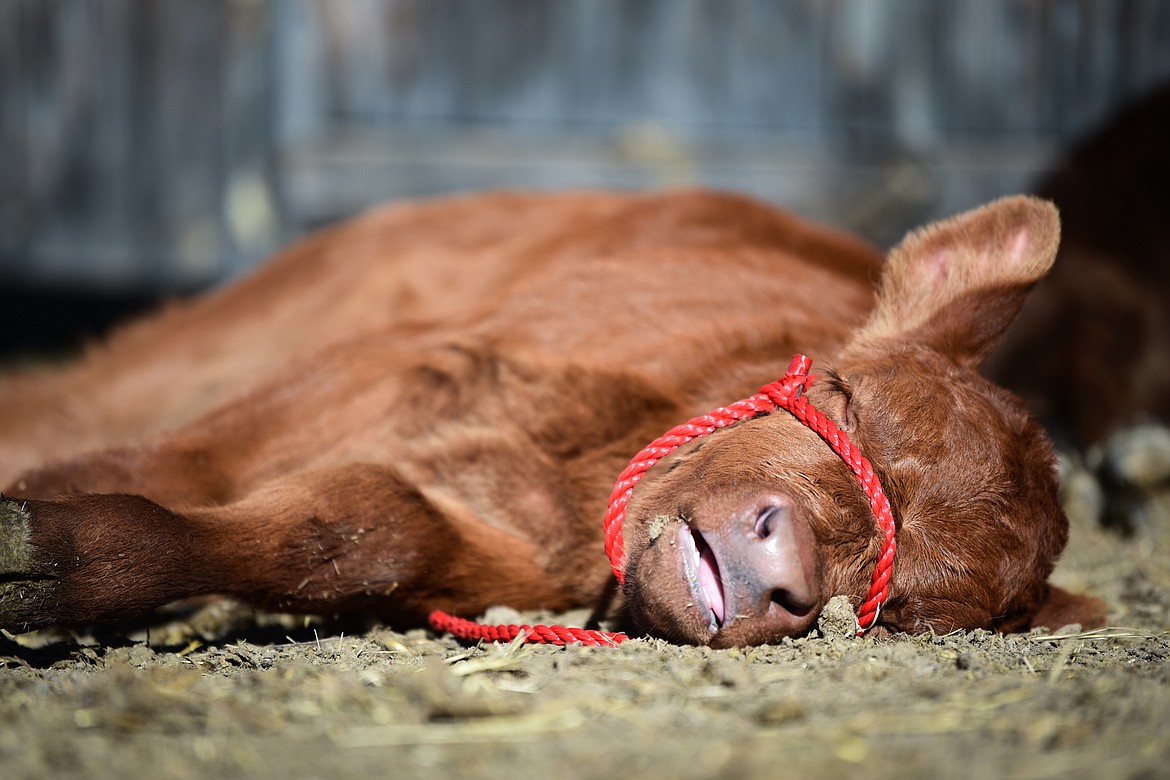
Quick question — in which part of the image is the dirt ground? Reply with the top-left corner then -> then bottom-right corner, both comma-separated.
2,459 -> 1169,780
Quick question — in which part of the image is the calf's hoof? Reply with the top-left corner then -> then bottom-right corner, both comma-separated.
0,499 -> 56,633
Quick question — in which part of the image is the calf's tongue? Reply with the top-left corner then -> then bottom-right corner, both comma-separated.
697,537 -> 725,626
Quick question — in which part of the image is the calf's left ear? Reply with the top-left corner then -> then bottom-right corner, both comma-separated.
860,196 -> 1061,367
1030,583 -> 1107,631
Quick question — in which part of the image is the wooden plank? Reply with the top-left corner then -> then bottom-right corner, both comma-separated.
295,0 -> 831,136
0,1 -> 29,270
289,0 -> 1170,140
281,130 -> 1054,248
6,0 -> 1170,290
7,0 -> 278,290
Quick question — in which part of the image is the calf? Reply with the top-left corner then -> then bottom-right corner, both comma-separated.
0,190 -> 1104,646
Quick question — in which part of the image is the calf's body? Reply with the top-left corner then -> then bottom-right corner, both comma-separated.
0,189 -> 1103,646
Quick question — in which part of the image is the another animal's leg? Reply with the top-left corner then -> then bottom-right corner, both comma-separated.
0,464 -> 574,634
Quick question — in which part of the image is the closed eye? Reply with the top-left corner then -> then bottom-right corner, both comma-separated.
818,368 -> 857,431
665,440 -> 706,473
821,368 -> 852,403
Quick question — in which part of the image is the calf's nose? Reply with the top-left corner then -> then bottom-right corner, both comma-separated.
700,492 -> 819,626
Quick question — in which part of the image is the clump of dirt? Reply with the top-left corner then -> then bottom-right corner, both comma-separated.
815,594 -> 859,639
2,493 -> 1168,779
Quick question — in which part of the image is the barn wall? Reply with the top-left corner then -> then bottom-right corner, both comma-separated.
2,0 -> 1169,290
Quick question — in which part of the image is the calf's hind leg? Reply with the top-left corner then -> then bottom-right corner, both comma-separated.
0,464 -> 574,634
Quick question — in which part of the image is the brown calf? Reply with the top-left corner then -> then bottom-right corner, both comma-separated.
0,190 -> 1104,646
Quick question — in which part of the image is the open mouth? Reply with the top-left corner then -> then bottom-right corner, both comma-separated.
679,524 -> 725,631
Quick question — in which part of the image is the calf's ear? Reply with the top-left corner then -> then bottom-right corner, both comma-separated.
1030,584 -> 1107,631
859,196 -> 1061,367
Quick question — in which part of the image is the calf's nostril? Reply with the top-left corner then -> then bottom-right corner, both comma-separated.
753,504 -> 783,539
770,588 -> 814,618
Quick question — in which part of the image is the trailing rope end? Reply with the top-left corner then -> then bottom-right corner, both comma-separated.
786,353 -> 813,379
855,601 -> 883,637
428,610 -> 629,647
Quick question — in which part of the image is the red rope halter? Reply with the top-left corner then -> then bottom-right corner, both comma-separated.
429,354 -> 896,645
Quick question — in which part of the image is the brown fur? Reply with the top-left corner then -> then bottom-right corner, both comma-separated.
0,189 -> 1104,645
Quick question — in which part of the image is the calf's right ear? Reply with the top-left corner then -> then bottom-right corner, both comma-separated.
858,196 -> 1061,368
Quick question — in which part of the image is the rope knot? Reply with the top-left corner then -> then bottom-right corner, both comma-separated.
757,354 -> 816,408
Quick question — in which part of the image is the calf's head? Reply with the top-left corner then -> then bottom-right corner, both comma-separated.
621,196 -> 1105,647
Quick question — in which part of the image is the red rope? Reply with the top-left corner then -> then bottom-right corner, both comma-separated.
430,353 -> 897,644
427,610 -> 627,647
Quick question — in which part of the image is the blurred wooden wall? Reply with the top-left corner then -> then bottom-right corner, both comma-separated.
3,0 -> 1170,292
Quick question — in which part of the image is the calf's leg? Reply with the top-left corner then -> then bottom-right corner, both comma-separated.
0,464 -> 574,634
